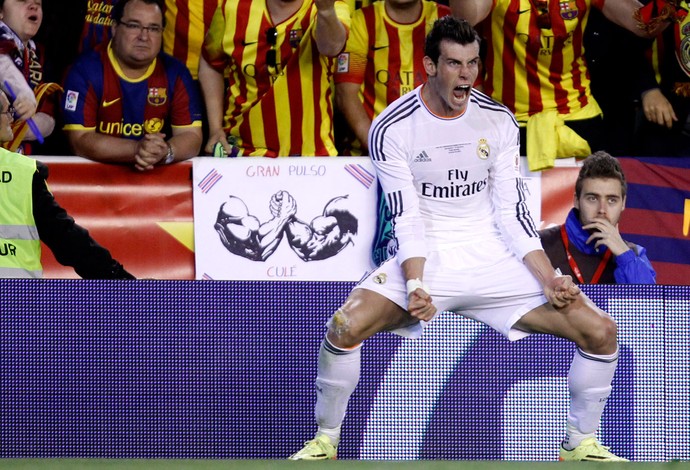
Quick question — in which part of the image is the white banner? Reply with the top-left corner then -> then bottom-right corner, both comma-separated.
193,157 -> 378,281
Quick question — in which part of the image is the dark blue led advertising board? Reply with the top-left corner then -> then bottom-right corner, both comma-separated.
1,281 -> 687,461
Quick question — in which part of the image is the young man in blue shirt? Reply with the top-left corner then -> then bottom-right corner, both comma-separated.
539,151 -> 656,284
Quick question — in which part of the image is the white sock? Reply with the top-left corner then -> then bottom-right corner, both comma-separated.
562,347 -> 618,450
314,338 -> 362,446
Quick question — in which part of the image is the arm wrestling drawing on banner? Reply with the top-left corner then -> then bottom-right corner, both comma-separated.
214,191 -> 296,262
283,195 -> 358,262
214,191 -> 359,262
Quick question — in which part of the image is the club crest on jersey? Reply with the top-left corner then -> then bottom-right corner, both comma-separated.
289,29 -> 303,48
476,138 -> 490,160
144,118 -> 164,134
560,0 -> 578,20
373,273 -> 387,284
147,87 -> 167,106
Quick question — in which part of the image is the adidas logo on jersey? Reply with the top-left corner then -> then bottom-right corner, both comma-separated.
413,151 -> 432,163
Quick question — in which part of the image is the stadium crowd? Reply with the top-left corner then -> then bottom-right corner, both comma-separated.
0,0 -> 688,162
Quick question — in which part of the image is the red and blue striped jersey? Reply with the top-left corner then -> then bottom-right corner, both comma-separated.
62,43 -> 202,140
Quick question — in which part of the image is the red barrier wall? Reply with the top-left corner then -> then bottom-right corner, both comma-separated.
38,158 -> 195,279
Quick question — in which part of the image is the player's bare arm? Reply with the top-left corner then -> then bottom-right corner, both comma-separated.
335,82 -> 372,150
198,56 -> 230,155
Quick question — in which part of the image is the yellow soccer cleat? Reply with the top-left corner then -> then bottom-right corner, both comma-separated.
288,434 -> 337,460
559,437 -> 629,462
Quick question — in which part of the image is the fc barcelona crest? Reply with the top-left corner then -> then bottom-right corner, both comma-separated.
559,0 -> 578,20
148,87 -> 167,106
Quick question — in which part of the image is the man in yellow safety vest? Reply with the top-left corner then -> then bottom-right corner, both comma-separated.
0,89 -> 134,279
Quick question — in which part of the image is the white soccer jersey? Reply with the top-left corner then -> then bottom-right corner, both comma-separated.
368,85 -> 542,265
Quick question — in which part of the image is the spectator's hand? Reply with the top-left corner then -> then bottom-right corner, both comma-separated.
407,288 -> 437,321
642,88 -> 677,128
134,133 -> 167,171
204,129 -> 231,155
583,217 -> 630,256
11,95 -> 37,122
544,274 -> 580,309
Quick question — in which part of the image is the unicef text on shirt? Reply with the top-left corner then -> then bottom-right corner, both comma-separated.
99,121 -> 147,137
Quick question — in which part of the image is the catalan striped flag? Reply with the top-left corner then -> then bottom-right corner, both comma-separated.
198,168 -> 223,194
618,157 -> 690,285
344,163 -> 375,189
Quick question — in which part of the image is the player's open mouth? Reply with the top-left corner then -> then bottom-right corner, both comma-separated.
28,15 -> 39,23
453,85 -> 471,100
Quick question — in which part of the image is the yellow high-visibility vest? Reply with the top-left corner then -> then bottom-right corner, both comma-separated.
0,147 -> 42,278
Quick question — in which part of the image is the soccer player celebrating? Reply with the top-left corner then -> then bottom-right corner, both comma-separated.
289,16 -> 627,462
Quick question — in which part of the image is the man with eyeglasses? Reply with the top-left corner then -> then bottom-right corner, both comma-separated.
449,0 -> 671,172
198,0 -> 350,157
61,0 -> 202,171
0,88 -> 134,279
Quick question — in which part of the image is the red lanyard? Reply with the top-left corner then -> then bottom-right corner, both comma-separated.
560,225 -> 612,284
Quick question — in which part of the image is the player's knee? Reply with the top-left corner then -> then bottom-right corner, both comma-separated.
326,308 -> 360,348
327,308 -> 351,337
583,314 -> 618,353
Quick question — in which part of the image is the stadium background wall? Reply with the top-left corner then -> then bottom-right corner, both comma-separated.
34,156 -> 690,284
1,280 -> 688,461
